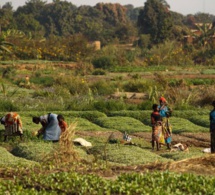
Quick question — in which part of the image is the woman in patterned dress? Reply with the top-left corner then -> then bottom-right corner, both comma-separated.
151,104 -> 163,151
0,112 -> 23,141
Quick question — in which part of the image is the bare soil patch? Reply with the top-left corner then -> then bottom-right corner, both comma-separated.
77,130 -> 210,148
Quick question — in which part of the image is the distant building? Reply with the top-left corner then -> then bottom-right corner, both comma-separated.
88,41 -> 101,50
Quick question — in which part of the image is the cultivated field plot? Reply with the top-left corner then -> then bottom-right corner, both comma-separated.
0,110 -> 213,194
0,110 -> 211,166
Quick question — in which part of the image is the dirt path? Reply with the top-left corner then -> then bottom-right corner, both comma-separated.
76,131 -> 210,148
133,132 -> 210,148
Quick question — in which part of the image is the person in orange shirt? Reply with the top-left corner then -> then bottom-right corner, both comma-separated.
57,114 -> 67,133
0,112 -> 23,141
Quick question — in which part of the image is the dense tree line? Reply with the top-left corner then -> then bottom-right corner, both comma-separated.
0,0 -> 214,44
0,0 -> 215,64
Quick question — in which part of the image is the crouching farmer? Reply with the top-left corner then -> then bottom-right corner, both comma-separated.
0,112 -> 23,141
32,113 -> 62,143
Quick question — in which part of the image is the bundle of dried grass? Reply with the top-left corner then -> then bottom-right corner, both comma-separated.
44,123 -> 79,166
58,123 -> 79,163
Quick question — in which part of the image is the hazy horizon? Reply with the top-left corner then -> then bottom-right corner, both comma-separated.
0,0 -> 214,16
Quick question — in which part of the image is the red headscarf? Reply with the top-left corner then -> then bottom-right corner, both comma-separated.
159,96 -> 166,103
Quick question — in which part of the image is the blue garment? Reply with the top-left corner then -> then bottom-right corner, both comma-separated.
165,136 -> 172,144
43,113 -> 61,141
158,105 -> 169,118
210,110 -> 215,125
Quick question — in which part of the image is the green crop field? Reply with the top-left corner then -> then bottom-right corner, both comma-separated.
0,109 -> 213,194
0,62 -> 214,193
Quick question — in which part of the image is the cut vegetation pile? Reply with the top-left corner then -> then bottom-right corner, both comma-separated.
126,154 -> 215,176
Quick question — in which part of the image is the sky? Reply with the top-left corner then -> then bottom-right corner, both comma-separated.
0,0 -> 214,16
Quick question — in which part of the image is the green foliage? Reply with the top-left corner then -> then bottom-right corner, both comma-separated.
186,78 -> 215,85
0,146 -> 37,166
11,142 -> 55,162
137,0 -> 173,44
55,76 -> 89,95
74,118 -> 109,131
122,79 -> 149,92
113,172 -> 215,194
144,40 -> 193,66
90,80 -> 115,95
201,69 -> 215,75
169,117 -> 208,133
1,171 -> 214,194
90,144 -> 169,165
160,147 -> 205,161
94,116 -> 151,133
93,100 -> 127,113
17,172 -> 108,194
30,76 -> 54,86
59,111 -> 107,122
92,69 -> 106,75
92,56 -> 117,69
1,66 -> 16,79
136,34 -> 151,48
108,110 -> 152,125
111,113 -> 210,133
173,110 -> 209,117
0,98 -> 20,111
138,100 -> 154,110
173,111 -> 210,128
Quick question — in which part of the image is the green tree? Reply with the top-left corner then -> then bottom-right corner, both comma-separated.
14,0 -> 46,37
124,4 -> 143,23
72,6 -> 104,41
137,0 -> 173,44
15,13 -> 44,36
0,2 -> 15,33
193,13 -> 215,23
95,3 -> 129,26
14,0 -> 46,17
95,3 -> 136,43
39,1 -> 77,36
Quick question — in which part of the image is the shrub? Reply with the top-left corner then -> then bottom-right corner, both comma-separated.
137,100 -> 154,110
55,76 -> 89,95
93,99 -> 127,113
30,76 -> 54,87
1,66 -> 16,79
92,69 -> 106,75
65,97 -> 95,111
122,80 -> 149,92
0,99 -> 20,111
92,56 -> 116,69
187,78 -> 215,86
90,80 -> 115,95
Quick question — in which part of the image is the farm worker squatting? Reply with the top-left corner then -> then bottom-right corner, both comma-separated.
0,112 -> 23,141
32,113 -> 67,142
